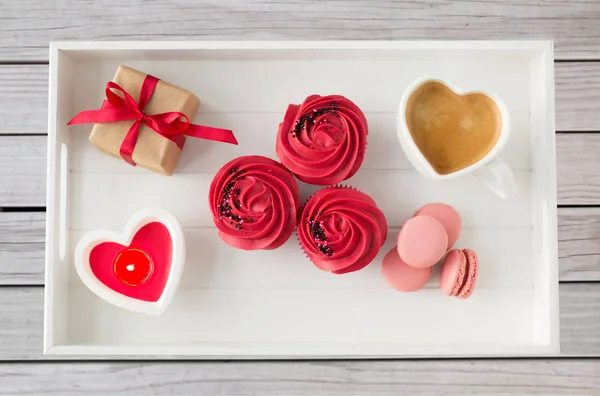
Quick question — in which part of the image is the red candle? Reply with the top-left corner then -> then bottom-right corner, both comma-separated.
113,248 -> 154,287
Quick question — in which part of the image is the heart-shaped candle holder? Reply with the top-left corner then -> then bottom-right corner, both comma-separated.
74,207 -> 185,315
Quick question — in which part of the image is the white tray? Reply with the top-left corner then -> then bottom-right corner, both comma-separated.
45,41 -> 558,358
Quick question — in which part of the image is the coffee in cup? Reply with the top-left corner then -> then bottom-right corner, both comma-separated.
397,78 -> 517,199
405,81 -> 503,175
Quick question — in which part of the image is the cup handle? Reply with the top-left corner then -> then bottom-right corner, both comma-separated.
473,157 -> 518,199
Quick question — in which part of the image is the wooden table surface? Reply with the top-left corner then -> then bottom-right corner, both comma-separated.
1,1 -> 600,394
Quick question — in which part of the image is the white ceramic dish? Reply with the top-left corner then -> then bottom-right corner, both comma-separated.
397,77 -> 518,198
74,207 -> 185,315
45,41 -> 558,358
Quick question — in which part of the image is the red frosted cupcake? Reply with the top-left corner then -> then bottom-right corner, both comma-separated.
276,94 -> 368,185
209,155 -> 300,250
298,187 -> 387,274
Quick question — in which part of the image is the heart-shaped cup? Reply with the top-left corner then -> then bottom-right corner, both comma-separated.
397,77 -> 517,199
74,207 -> 185,315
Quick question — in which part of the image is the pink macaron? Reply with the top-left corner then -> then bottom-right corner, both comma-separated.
439,249 -> 467,296
382,246 -> 432,292
457,249 -> 478,299
414,203 -> 461,250
397,215 -> 448,269
439,248 -> 479,299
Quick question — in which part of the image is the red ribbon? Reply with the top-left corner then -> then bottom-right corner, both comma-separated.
67,75 -> 238,166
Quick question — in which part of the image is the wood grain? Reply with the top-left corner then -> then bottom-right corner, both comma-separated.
555,62 -> 600,131
557,133 -> 600,205
0,287 -> 42,360
0,359 -> 599,395
1,1 -> 600,61
1,208 -> 598,285
560,283 -> 600,356
1,62 -> 600,134
0,284 -> 599,360
559,207 -> 600,281
0,136 -> 46,207
0,65 -> 47,134
6,133 -> 600,207
0,212 -> 45,285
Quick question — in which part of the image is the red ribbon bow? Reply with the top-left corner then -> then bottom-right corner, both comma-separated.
67,75 -> 237,166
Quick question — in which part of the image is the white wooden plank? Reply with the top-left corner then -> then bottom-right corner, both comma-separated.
1,359 -> 599,395
0,71 -> 597,209
555,62 -> 600,131
64,288 -> 536,354
0,284 -> 597,359
0,65 -> 48,134
1,207 -> 598,285
2,62 -> 600,134
32,133 -> 600,213
557,133 -> 600,204
69,112 -> 533,173
0,287 -> 42,360
66,227 -> 534,290
88,59 -> 531,114
0,136 -> 46,207
558,207 -> 600,282
68,170 -> 533,230
0,134 -> 598,210
560,283 -> 600,356
0,212 -> 45,285
1,0 -> 599,61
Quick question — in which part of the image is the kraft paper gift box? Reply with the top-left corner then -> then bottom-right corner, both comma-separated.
69,65 -> 237,175
88,65 -> 200,175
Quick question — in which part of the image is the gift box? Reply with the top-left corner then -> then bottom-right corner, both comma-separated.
90,65 -> 199,175
68,65 -> 237,175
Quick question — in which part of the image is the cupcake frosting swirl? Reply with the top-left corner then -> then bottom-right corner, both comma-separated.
209,155 -> 300,250
298,187 -> 387,274
276,94 -> 368,185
